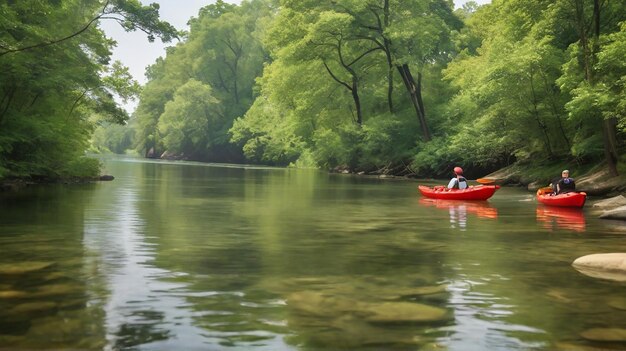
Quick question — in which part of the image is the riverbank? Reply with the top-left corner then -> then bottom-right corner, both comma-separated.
481,163 -> 626,197
0,175 -> 114,192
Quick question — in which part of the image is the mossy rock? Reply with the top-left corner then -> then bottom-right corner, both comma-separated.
10,302 -> 57,314
361,301 -> 449,324
0,290 -> 29,299
0,262 -> 54,275
581,328 -> 626,342
607,297 -> 626,310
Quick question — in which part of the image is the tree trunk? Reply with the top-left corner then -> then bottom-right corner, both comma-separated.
0,86 -> 16,126
397,64 -> 431,141
352,77 -> 363,126
602,118 -> 619,176
591,0 -> 619,176
383,0 -> 394,113
529,68 -> 553,156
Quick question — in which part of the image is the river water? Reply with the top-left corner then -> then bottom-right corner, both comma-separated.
0,156 -> 625,350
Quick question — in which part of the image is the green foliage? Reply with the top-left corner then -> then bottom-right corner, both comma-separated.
133,0 -> 272,161
158,79 -> 221,155
60,157 -> 102,178
0,0 -> 175,180
91,122 -> 135,154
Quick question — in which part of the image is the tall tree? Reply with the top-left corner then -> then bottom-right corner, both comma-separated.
0,0 -> 176,178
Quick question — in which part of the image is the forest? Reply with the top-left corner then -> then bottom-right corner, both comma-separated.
1,0 -> 625,181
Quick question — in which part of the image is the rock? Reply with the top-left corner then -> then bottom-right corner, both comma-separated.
160,150 -> 186,160
599,205 -> 626,221
10,302 -> 57,314
31,284 -> 84,298
99,175 -> 114,181
554,342 -> 618,350
572,253 -> 626,281
581,328 -> 626,342
362,301 -> 449,324
593,195 -> 626,209
483,165 -> 521,185
287,291 -> 356,317
286,291 -> 449,324
527,181 -> 545,192
0,290 -> 29,299
577,168 -> 626,196
0,261 -> 54,275
607,297 -> 626,311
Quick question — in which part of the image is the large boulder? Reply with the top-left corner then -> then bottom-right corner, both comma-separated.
577,168 -> 626,196
483,165 -> 521,185
592,195 -> 626,209
572,253 -> 626,281
599,205 -> 626,221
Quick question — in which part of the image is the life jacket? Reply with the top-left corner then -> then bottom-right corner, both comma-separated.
458,176 -> 468,189
449,176 -> 468,189
557,177 -> 575,193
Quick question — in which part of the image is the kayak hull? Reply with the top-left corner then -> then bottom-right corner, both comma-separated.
536,190 -> 587,208
418,185 -> 500,201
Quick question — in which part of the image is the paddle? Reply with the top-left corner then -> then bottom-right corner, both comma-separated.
476,178 -> 496,184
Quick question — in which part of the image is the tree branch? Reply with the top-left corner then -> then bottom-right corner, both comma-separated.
323,61 -> 352,91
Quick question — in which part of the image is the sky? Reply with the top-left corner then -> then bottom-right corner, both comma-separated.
101,0 -> 491,112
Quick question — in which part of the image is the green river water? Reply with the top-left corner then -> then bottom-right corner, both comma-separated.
0,156 -> 625,351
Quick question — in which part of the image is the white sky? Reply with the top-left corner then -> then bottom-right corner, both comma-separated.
101,0 -> 491,112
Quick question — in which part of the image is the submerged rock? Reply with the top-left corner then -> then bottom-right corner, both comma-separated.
99,175 -> 114,181
554,341 -> 620,350
31,284 -> 83,298
0,290 -> 29,299
287,291 -> 358,317
361,301 -> 449,324
581,328 -> 626,342
287,291 -> 449,324
10,302 -> 57,314
0,262 -> 54,275
607,297 -> 626,311
572,253 -> 626,281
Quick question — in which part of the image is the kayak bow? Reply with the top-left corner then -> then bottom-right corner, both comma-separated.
418,185 -> 500,201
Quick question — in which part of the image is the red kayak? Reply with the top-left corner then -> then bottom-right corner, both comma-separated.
418,185 -> 500,201
536,188 -> 587,208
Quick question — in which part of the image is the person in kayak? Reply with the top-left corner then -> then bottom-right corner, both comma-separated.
447,167 -> 468,190
552,169 -> 576,194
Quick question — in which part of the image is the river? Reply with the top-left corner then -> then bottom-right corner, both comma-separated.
1,156 -> 625,350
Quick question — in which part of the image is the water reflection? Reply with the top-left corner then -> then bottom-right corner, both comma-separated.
536,207 -> 586,232
3,158 -> 626,350
419,198 -> 498,230
0,186 -> 108,349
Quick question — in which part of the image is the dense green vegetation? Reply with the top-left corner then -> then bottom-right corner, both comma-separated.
130,0 -> 625,178
0,0 -> 176,179
2,0 -> 625,181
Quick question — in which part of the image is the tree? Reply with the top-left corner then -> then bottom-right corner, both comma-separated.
0,0 -> 175,178
133,0 -> 273,162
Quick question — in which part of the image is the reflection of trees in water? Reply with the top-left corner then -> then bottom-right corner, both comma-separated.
131,165 -> 456,348
0,185 -> 107,348
112,310 -> 172,350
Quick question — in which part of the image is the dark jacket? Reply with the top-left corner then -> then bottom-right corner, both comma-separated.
556,177 -> 575,194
